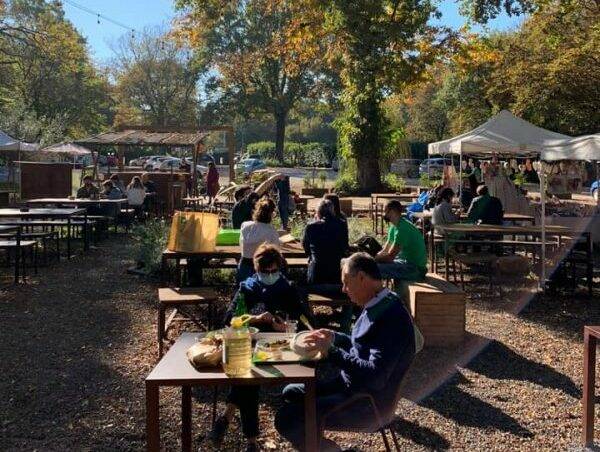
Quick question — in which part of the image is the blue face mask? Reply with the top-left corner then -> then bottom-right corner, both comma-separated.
257,271 -> 281,286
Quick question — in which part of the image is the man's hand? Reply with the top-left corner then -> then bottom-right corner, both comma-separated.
303,329 -> 334,356
252,312 -> 275,324
271,316 -> 287,332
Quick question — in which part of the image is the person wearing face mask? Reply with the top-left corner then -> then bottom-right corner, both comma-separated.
213,244 -> 310,452
375,200 -> 427,283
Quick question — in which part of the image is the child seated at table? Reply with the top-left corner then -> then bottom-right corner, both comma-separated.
211,244 -> 309,452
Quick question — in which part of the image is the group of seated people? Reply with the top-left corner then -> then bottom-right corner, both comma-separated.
430,184 -> 504,227
76,173 -> 157,216
211,245 -> 418,452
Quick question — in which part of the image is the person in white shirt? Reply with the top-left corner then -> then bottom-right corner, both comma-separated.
431,187 -> 459,227
238,197 -> 280,282
126,176 -> 147,217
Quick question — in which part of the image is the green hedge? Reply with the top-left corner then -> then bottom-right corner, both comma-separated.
246,141 -> 335,167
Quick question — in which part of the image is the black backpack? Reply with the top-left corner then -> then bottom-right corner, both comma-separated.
355,235 -> 383,257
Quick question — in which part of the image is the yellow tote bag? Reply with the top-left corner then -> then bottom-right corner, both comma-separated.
167,211 -> 219,253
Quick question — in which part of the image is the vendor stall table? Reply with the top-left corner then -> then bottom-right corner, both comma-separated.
145,332 -> 317,452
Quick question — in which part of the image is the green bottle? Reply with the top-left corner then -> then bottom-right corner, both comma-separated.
234,291 -> 247,317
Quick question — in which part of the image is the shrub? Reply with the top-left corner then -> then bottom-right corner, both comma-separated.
247,141 -> 277,160
131,218 -> 170,274
318,171 -> 328,188
419,173 -> 442,189
334,172 -> 360,195
383,173 -> 406,192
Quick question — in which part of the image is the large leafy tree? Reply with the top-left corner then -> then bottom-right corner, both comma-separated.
175,0 -> 329,162
315,1 -> 442,192
0,0 -> 113,142
111,27 -> 201,128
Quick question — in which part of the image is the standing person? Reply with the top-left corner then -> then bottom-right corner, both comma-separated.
302,199 -> 348,286
232,187 -> 260,229
206,162 -> 220,204
275,175 -> 291,230
471,160 -> 482,183
374,200 -> 427,283
275,252 -> 416,451
432,188 -> 459,226
323,193 -> 349,246
76,175 -> 99,199
238,198 -> 280,282
211,244 -> 309,452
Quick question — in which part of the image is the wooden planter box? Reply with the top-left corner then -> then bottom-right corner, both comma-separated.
301,187 -> 329,197
407,273 -> 465,346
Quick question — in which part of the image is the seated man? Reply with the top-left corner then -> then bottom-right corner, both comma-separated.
275,252 -> 416,450
467,185 -> 504,225
76,175 -> 99,199
375,200 -> 427,282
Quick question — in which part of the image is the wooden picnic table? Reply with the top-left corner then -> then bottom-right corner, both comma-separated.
26,197 -> 127,207
0,224 -> 22,283
371,193 -> 418,234
583,325 -> 600,447
0,208 -> 87,256
435,223 -> 573,280
161,242 -> 306,285
413,211 -> 535,235
146,332 -> 317,452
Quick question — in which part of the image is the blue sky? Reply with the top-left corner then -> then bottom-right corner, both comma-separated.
62,0 -> 524,63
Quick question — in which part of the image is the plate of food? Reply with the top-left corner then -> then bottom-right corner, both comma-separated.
253,336 -> 320,364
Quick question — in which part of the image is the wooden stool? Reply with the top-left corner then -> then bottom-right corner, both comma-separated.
157,287 -> 219,357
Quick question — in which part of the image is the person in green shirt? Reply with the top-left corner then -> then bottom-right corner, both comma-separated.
375,200 -> 427,282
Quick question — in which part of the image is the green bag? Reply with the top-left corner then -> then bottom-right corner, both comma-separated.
216,229 -> 241,246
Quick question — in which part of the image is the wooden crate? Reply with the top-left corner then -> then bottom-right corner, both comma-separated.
408,273 -> 465,346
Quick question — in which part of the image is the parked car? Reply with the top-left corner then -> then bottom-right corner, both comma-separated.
148,157 -> 171,171
235,158 -> 267,175
181,157 -> 207,174
143,156 -> 167,171
198,154 -> 215,165
419,158 -> 455,177
391,158 -> 421,178
157,157 -> 182,171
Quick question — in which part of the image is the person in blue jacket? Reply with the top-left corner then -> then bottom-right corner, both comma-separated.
275,252 -> 416,450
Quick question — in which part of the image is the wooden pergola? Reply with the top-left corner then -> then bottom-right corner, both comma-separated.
75,125 -> 236,191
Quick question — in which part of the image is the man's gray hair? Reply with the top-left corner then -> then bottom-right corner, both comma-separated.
341,252 -> 382,280
316,199 -> 335,220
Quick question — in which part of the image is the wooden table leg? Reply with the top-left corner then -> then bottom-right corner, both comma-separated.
583,330 -> 596,446
304,379 -> 318,452
158,303 -> 165,358
146,381 -> 160,452
182,386 -> 192,452
444,234 -> 450,281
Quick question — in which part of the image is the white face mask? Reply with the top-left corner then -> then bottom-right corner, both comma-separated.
257,271 -> 280,286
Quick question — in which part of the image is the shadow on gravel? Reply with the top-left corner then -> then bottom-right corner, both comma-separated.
519,291 -> 600,341
420,379 -> 534,438
466,339 -> 580,399
389,418 -> 450,450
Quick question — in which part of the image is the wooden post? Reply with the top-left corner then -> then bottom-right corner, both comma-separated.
117,145 -> 125,172
226,126 -> 235,183
193,142 -> 202,197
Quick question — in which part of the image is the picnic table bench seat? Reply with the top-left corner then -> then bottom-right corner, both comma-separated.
407,273 -> 465,347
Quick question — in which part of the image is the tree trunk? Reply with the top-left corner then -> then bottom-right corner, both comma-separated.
274,110 -> 287,163
357,151 -> 382,195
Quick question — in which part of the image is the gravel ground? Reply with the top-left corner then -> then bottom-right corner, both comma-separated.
0,237 -> 598,451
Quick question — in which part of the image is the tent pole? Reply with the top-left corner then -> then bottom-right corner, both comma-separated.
540,160 -> 546,292
459,151 -> 463,201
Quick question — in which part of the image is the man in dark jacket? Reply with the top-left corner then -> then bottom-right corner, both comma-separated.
467,185 -> 504,225
302,199 -> 349,285
275,252 -> 416,451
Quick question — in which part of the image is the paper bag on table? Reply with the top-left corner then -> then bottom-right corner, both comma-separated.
167,211 -> 219,253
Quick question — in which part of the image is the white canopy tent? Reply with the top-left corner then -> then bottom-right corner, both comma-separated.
427,110 -> 578,290
541,134 -> 600,162
428,110 -> 569,157
0,130 -> 38,152
40,142 -> 92,156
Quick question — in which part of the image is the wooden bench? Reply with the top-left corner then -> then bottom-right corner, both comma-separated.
407,273 -> 465,346
157,287 -> 220,358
